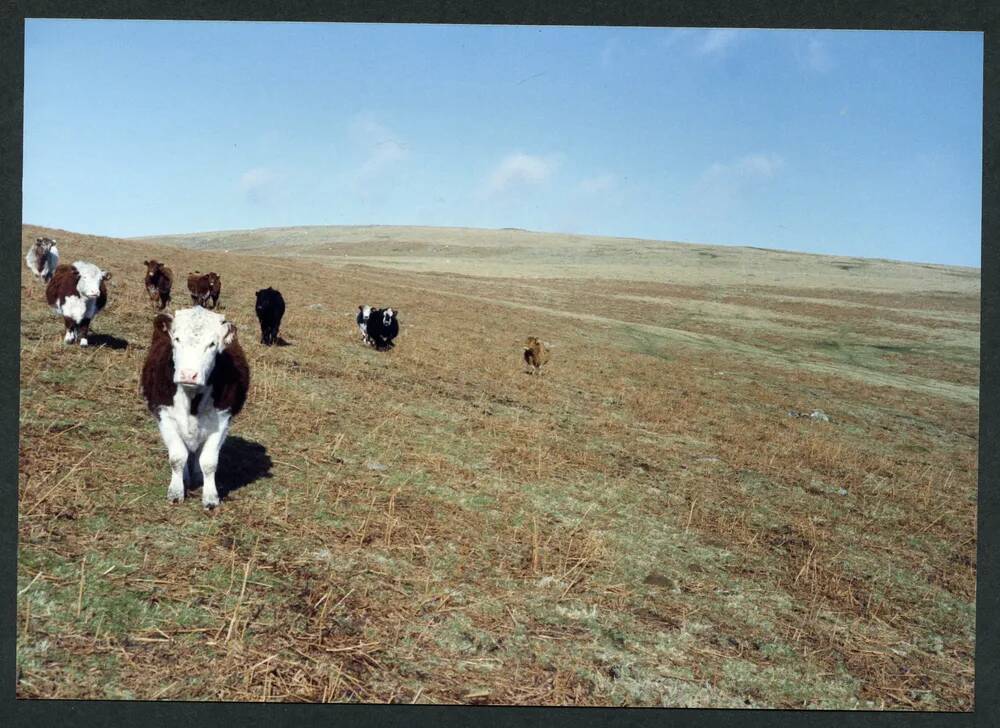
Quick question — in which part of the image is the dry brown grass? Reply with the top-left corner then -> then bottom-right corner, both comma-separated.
16,224 -> 978,709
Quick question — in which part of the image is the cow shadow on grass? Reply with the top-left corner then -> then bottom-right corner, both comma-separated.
88,333 -> 129,350
217,436 -> 274,498
275,337 -> 292,347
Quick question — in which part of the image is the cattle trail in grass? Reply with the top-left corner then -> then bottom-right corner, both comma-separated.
17,224 -> 978,709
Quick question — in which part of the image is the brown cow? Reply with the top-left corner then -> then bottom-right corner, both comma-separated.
144,260 -> 173,310
45,261 -> 111,347
187,271 -> 221,309
523,336 -> 550,374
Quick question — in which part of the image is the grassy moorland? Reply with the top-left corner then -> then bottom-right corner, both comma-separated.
17,224 -> 978,708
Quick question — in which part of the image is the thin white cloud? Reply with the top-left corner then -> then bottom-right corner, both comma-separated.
579,173 -> 617,194
600,37 -> 621,68
660,28 -> 695,51
694,153 -> 785,214
483,152 -> 557,197
697,28 -> 742,57
700,153 -> 784,185
239,167 -> 276,204
802,37 -> 835,73
349,114 -> 409,181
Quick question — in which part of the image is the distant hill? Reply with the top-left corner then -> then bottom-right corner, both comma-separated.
130,225 -> 980,293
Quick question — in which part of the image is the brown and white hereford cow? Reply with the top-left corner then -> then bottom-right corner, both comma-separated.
140,307 -> 250,509
144,260 -> 173,310
187,271 -> 221,309
45,261 -> 111,347
25,237 -> 59,283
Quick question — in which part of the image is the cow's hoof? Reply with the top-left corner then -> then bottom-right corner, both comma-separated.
203,496 -> 220,511
79,339 -> 89,347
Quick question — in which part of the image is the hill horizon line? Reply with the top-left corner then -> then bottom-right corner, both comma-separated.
21,222 -> 974,272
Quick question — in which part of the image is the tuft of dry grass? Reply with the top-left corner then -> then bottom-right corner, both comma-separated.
16,224 -> 977,709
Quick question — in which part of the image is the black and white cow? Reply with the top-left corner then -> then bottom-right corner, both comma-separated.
365,307 -> 400,350
140,307 -> 250,510
255,287 -> 285,346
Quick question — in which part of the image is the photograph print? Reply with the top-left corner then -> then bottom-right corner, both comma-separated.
16,20 -> 981,709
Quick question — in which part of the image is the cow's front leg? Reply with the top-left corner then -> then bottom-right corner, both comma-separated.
198,416 -> 230,510
62,317 -> 77,344
78,318 -> 91,347
157,417 -> 189,503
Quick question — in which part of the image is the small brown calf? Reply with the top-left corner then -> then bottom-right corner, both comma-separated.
523,336 -> 550,374
187,271 -> 221,308
144,260 -> 173,310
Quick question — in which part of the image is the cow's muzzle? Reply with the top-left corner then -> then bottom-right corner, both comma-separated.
177,370 -> 201,386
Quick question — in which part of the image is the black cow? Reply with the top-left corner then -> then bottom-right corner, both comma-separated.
255,287 -> 286,346
365,307 -> 399,350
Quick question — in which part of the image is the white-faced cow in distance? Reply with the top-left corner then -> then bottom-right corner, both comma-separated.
144,259 -> 173,310
45,261 -> 111,347
187,271 -> 222,309
140,307 -> 250,510
25,237 -> 59,283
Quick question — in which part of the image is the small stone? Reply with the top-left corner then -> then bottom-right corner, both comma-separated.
810,410 -> 831,422
366,461 -> 387,472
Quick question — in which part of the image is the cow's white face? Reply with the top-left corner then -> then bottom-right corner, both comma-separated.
169,307 -> 236,388
360,305 -> 371,321
73,261 -> 110,299
382,308 -> 395,327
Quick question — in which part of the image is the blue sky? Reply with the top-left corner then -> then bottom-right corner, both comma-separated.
23,21 -> 983,266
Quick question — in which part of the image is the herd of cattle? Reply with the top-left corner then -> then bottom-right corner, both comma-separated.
24,234 -> 550,510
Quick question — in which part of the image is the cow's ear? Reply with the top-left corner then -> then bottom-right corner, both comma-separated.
143,260 -> 149,266
222,322 -> 237,346
154,313 -> 172,333
103,271 -> 112,281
